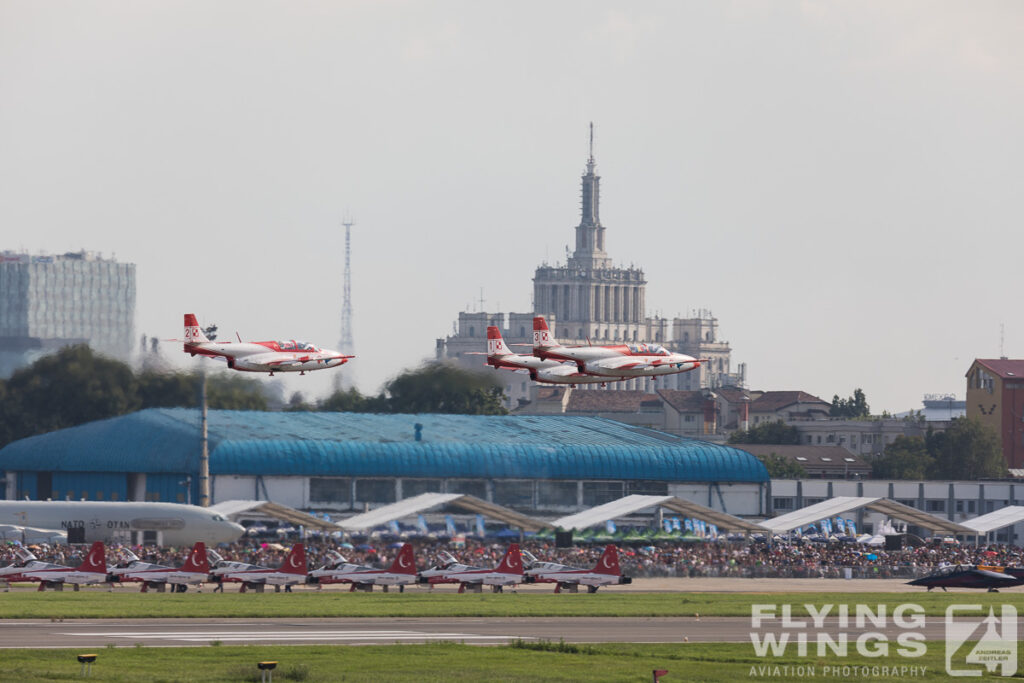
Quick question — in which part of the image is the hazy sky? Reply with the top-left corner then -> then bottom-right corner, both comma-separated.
2,2 -> 1021,412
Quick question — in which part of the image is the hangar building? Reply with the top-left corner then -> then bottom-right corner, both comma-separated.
0,408 -> 768,516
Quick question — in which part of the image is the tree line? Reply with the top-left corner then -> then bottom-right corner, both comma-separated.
0,345 -> 506,449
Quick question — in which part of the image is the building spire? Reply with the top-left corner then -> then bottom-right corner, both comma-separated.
571,123 -> 610,269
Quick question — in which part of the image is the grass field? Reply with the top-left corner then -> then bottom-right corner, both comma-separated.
0,641 -> 1000,682
2,590 -> 1024,619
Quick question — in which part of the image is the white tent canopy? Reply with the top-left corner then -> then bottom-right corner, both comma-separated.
760,496 -> 973,535
210,500 -> 343,532
960,506 -> 1024,534
337,492 -> 553,532
550,494 -> 764,533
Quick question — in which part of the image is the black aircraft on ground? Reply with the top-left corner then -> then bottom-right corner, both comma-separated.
907,565 -> 1024,592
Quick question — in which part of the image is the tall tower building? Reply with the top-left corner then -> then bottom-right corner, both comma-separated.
533,124 -> 647,345
0,250 -> 136,376
336,219 -> 356,391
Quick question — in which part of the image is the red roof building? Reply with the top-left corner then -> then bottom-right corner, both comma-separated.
966,359 -> 1024,469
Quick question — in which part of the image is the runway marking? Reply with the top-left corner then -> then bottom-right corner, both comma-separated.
62,630 -> 526,643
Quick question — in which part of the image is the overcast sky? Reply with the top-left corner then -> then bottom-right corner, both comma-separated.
2,2 -> 1021,412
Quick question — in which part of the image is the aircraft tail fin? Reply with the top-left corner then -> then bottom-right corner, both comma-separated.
388,543 -> 417,575
486,326 -> 513,357
593,544 -> 620,575
184,314 -> 210,345
180,542 -> 209,574
77,541 -> 107,573
533,316 -> 558,352
495,543 -> 523,575
279,543 -> 307,575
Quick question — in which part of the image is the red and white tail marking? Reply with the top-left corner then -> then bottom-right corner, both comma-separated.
180,542 -> 209,574
280,543 -> 307,575
77,541 -> 107,573
388,543 -> 417,575
532,316 -> 557,349
593,545 -> 620,576
486,327 -> 513,356
495,544 -> 523,575
184,314 -> 210,344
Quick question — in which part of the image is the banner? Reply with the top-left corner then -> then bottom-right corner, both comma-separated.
444,515 -> 457,537
417,514 -> 430,535
475,514 -> 486,538
606,519 -> 617,534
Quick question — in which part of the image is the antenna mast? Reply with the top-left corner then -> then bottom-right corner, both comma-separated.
337,217 -> 356,390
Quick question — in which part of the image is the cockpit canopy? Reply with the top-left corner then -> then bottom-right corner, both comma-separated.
277,340 -> 320,352
628,343 -> 669,356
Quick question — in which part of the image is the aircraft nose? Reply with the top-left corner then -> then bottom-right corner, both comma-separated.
229,522 -> 246,537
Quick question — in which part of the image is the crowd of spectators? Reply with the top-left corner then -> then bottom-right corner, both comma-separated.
3,536 -> 1021,581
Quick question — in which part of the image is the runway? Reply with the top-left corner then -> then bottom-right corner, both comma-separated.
0,616 -> 973,648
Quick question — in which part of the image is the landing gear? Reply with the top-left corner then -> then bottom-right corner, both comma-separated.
268,372 -> 275,377
299,371 -> 306,376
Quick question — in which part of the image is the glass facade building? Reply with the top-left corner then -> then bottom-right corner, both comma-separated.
0,251 -> 135,376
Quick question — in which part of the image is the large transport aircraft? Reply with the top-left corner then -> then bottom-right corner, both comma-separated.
421,544 -> 524,593
531,316 -> 702,379
119,542 -> 211,593
1,541 -> 108,591
0,500 -> 245,546
173,313 -> 353,376
310,543 -> 418,592
475,327 -> 622,387
219,543 -> 307,592
523,544 -> 633,593
907,564 -> 1024,592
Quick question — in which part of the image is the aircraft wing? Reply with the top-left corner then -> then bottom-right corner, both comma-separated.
588,357 -> 652,371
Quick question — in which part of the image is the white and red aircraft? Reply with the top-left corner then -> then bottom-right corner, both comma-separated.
476,327 -> 623,388
120,542 -> 211,593
2,541 -> 108,591
220,543 -> 307,592
416,550 -> 474,587
429,544 -> 524,593
532,316 -> 701,379
523,545 -> 632,593
310,543 -> 418,592
174,314 -> 353,376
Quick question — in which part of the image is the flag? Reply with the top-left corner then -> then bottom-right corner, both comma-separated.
821,519 -> 832,535
417,514 -> 430,535
708,524 -> 718,539
606,519 -> 617,534
846,519 -> 857,536
663,519 -> 673,533
444,515 -> 457,537
475,514 -> 486,538
671,517 -> 681,532
834,517 -> 846,534
387,520 -> 400,535
684,518 -> 694,533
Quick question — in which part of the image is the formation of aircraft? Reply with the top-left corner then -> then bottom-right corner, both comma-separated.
217,543 -> 307,592
0,500 -> 245,546
0,541 -> 109,591
310,542 -> 418,592
907,564 -> 1024,592
523,544 -> 632,593
478,317 -> 701,388
174,314 -> 353,376
118,542 -> 211,592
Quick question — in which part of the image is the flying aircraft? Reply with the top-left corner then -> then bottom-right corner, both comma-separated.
907,564 -> 1024,592
424,544 -> 524,593
2,541 -> 109,591
219,543 -> 307,592
523,545 -> 633,593
119,542 -> 211,593
0,500 -> 245,546
473,326 -> 620,387
174,313 -> 353,376
310,542 -> 418,592
531,316 -> 702,379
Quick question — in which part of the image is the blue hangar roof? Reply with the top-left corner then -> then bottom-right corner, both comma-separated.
0,408 -> 768,483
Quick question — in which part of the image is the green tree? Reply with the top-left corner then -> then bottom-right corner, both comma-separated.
756,453 -> 807,478
0,345 -> 140,443
205,373 -> 269,410
320,387 -> 389,413
728,420 -> 800,445
384,363 -> 507,415
869,435 -> 932,479
927,417 -> 1004,479
830,388 -> 870,419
